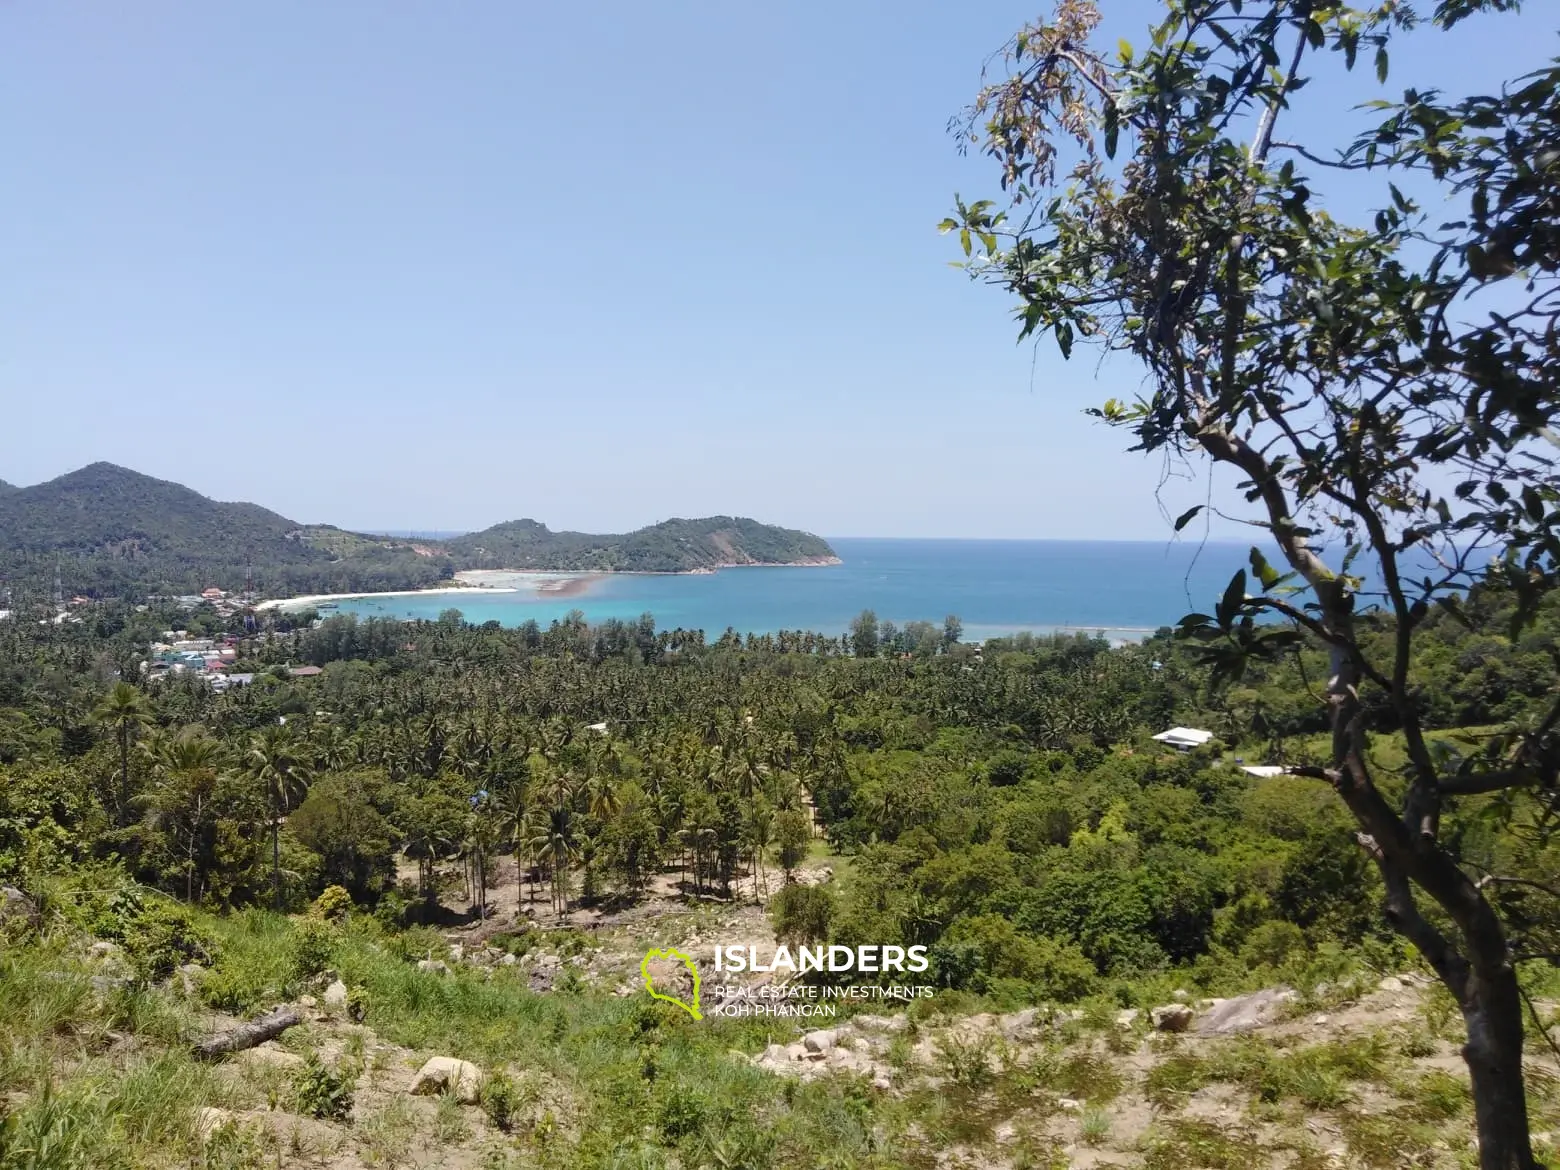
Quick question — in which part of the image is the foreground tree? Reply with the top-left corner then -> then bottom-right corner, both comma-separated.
248,724 -> 312,910
94,681 -> 151,827
947,2 -> 1558,1165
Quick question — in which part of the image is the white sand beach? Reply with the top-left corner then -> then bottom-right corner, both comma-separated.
254,585 -> 518,613
253,570 -> 602,612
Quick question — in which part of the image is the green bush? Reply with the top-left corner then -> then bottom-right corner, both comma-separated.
122,899 -> 215,983
768,884 -> 835,946
295,1054 -> 357,1121
480,1069 -> 521,1132
655,1085 -> 709,1142
308,885 -> 354,922
291,917 -> 337,981
1239,920 -> 1306,970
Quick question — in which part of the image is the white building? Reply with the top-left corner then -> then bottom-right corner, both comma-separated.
1151,726 -> 1215,751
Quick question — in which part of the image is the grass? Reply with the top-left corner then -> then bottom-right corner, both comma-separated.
0,896 -> 1531,1170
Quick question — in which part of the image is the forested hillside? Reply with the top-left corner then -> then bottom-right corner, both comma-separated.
0,586 -> 1556,1165
446,516 -> 838,573
0,465 -> 835,598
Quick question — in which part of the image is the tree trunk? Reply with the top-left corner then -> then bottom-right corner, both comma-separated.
194,1007 -> 302,1060
1463,969 -> 1538,1170
271,815 -> 282,912
118,727 -> 131,827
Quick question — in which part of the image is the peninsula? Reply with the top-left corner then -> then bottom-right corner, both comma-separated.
0,463 -> 839,599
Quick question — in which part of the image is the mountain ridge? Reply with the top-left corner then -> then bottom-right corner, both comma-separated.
0,463 -> 837,597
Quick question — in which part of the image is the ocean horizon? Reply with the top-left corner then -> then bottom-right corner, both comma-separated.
318,537 -> 1268,641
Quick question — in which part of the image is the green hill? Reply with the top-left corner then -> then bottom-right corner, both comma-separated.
0,464 -> 836,598
446,515 -> 838,573
0,464 -> 451,598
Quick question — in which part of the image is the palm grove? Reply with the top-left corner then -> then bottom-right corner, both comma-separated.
941,0 -> 1559,1164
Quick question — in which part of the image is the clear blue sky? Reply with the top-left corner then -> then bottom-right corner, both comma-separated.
2,2 -> 1551,538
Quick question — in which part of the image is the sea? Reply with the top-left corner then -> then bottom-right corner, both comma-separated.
323,538 -> 1267,642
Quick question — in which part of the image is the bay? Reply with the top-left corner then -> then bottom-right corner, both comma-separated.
323,538 -> 1261,640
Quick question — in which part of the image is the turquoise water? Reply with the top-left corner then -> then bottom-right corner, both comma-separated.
324,538 -> 1263,640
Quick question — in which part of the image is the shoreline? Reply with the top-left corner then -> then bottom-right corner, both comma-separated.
254,585 -> 521,613
255,559 -> 842,612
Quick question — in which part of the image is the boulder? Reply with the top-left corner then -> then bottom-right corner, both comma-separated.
0,886 -> 37,929
1151,1004 -> 1194,1033
238,1044 -> 306,1072
410,1056 -> 483,1104
499,953 -> 517,967
322,980 -> 349,1012
416,959 -> 451,976
1194,987 -> 1298,1036
802,1029 -> 838,1055
1378,976 -> 1404,993
1115,1008 -> 1141,1029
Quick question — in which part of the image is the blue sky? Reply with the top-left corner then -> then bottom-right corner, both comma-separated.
2,2 -> 1553,539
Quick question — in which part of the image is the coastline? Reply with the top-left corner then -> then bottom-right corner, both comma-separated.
254,559 -> 842,612
254,585 -> 521,613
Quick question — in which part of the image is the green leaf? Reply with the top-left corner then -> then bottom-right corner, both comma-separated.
1248,547 -> 1281,590
1217,570 -> 1248,627
1174,506 -> 1204,532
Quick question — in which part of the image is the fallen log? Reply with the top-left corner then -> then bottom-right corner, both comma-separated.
193,1007 -> 302,1060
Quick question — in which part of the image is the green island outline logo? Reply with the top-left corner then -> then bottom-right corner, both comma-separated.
641,947 -> 703,1020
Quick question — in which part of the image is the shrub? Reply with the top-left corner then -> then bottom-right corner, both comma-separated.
1239,920 -> 1306,970
655,1086 -> 709,1142
308,885 -> 353,922
122,899 -> 215,982
291,918 -> 337,981
480,1069 -> 521,1132
295,1054 -> 356,1121
768,883 -> 834,946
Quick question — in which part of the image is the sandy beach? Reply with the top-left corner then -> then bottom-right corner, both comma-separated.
253,585 -> 520,613
253,570 -> 602,613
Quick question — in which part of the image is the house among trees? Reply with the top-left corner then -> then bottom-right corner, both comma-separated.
1150,726 -> 1214,752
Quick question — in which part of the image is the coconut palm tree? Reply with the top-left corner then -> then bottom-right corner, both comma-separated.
248,723 -> 311,910
93,681 -> 151,827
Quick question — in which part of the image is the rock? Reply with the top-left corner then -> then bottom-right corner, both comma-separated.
449,944 -> 465,963
297,995 -> 318,1009
1171,988 -> 1191,1003
1000,1008 -> 1038,1037
802,1029 -> 838,1055
1115,1008 -> 1140,1029
410,1056 -> 483,1104
322,980 -> 349,1012
238,1043 -> 306,1071
1313,1014 -> 1329,1026
177,963 -> 205,996
1378,976 -> 1404,993
0,886 -> 38,931
784,1043 -> 807,1061
499,953 -> 517,966
1151,1004 -> 1194,1033
416,960 -> 450,976
1194,987 -> 1298,1036
1058,1097 -> 1082,1112
87,940 -> 124,961
872,1072 -> 892,1091
197,1107 -> 236,1142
